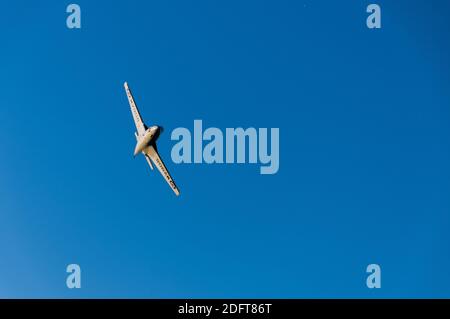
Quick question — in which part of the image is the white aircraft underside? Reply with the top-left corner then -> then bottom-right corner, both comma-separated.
124,82 -> 180,196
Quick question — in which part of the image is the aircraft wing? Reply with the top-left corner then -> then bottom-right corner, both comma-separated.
144,145 -> 180,196
124,82 -> 146,136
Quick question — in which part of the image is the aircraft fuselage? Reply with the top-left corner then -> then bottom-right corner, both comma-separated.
134,126 -> 159,156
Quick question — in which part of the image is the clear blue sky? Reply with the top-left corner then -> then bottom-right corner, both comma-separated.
0,0 -> 450,298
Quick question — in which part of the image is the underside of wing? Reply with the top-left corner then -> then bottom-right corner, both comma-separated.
144,145 -> 180,196
124,82 -> 146,136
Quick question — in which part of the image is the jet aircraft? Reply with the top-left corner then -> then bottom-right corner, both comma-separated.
124,82 -> 180,196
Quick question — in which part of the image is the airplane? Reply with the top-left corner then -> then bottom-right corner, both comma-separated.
124,82 -> 180,196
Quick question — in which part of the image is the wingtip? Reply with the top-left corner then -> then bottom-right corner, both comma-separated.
124,81 -> 128,88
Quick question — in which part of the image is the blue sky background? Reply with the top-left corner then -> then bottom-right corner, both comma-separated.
0,0 -> 450,298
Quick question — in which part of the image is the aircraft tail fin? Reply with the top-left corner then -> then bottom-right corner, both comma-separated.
145,154 -> 154,170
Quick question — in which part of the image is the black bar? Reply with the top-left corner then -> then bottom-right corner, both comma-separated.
0,299 -> 446,317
